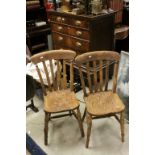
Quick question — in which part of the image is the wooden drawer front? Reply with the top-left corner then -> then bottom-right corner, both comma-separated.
51,24 -> 89,40
51,23 -> 68,34
50,15 -> 68,24
70,19 -> 89,29
52,33 -> 69,46
70,38 -> 89,52
68,27 -> 89,40
52,23 -> 89,40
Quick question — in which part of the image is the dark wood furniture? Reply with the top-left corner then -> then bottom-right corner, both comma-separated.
26,0 -> 51,55
108,0 -> 129,52
30,50 -> 84,145
75,51 -> 125,148
47,10 -> 115,54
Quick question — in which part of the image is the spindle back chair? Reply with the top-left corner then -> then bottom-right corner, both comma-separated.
75,51 -> 125,148
31,50 -> 84,145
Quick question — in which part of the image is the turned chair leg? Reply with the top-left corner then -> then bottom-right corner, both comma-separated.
82,108 -> 86,122
120,111 -> 125,142
86,113 -> 92,148
44,112 -> 50,145
76,108 -> 85,137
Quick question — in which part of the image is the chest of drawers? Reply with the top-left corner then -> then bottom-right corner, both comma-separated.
47,11 -> 115,54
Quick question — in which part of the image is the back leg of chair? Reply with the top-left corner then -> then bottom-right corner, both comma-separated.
44,112 -> 50,145
82,108 -> 86,122
86,113 -> 92,148
120,111 -> 125,142
76,107 -> 85,137
69,110 -> 72,116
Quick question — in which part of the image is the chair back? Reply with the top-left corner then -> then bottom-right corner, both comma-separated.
31,50 -> 76,95
75,51 -> 120,97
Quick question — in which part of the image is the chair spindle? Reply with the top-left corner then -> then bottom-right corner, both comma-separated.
56,60 -> 61,90
79,67 -> 87,96
113,61 -> 119,93
99,60 -> 104,91
42,61 -> 52,91
105,61 -> 110,91
63,60 -> 67,89
36,64 -> 47,95
70,62 -> 74,91
49,60 -> 56,90
86,62 -> 92,93
93,61 -> 98,92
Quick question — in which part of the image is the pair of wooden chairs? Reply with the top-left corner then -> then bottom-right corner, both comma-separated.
30,50 -> 125,148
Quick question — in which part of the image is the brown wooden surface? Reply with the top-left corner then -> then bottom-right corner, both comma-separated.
75,51 -> 120,65
84,91 -> 125,116
31,49 -> 76,64
44,89 -> 79,113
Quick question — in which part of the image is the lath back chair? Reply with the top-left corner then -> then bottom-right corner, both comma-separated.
31,50 -> 84,145
75,51 -> 125,148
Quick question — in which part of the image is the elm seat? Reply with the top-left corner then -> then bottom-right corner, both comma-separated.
44,89 -> 79,113
85,91 -> 125,116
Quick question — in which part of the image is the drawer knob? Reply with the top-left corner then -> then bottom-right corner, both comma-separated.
76,42 -> 82,47
58,26 -> 63,31
56,17 -> 61,22
76,31 -> 82,36
58,36 -> 63,41
61,18 -> 66,22
75,20 -> 81,26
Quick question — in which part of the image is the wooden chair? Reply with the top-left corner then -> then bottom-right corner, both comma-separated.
75,51 -> 125,148
30,50 -> 84,145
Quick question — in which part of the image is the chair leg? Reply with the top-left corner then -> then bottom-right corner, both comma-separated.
76,108 -> 85,137
86,113 -> 92,148
82,108 -> 86,122
69,110 -> 72,116
44,112 -> 50,145
120,111 -> 125,142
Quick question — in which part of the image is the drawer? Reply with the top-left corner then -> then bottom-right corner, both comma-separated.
52,33 -> 89,52
50,15 -> 68,24
52,23 -> 89,40
50,15 -> 89,29
51,23 -> 68,34
52,33 -> 70,46
70,38 -> 89,52
68,27 -> 89,40
70,19 -> 89,29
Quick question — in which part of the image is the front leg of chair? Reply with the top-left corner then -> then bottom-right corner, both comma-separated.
76,107 -> 85,137
120,111 -> 125,142
44,112 -> 50,145
86,113 -> 92,148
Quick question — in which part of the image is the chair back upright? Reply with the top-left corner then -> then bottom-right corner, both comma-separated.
31,50 -> 76,96
75,51 -> 120,97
